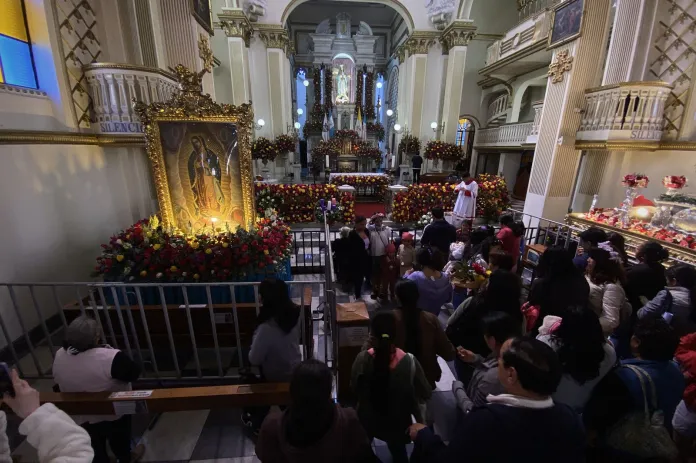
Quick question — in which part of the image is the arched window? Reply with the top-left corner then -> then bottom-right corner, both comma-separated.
456,118 -> 474,146
0,0 -> 38,88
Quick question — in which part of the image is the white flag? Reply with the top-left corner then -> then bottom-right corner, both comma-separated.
322,113 -> 329,142
328,109 -> 334,131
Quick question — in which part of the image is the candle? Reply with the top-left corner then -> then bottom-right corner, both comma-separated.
325,155 -> 330,167
391,152 -> 396,168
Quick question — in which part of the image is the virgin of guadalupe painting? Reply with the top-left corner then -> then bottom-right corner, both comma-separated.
188,136 -> 224,216
548,0 -> 584,49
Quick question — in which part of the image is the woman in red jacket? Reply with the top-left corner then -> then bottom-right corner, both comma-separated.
674,332 -> 696,461
496,215 -> 524,271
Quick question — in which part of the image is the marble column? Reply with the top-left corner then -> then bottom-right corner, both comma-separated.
257,25 -> 292,138
523,0 -> 612,222
218,9 -> 253,105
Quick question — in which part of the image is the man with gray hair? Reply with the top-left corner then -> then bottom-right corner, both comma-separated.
53,315 -> 142,463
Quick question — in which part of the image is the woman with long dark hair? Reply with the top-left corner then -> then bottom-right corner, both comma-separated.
347,216 -> 371,300
256,360 -> 376,462
447,269 -> 522,383
351,312 -> 431,463
585,248 -> 630,337
625,241 -> 669,312
245,278 -> 302,432
639,264 -> 696,337
528,247 -> 589,333
537,306 -> 616,412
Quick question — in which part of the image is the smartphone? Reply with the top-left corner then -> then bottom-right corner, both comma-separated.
0,363 -> 15,397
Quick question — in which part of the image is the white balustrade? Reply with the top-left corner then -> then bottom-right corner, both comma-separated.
84,63 -> 179,134
526,101 -> 544,143
484,9 -> 553,67
487,93 -> 509,125
476,122 -> 534,147
577,81 -> 673,142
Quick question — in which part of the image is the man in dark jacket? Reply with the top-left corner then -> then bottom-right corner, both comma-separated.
420,207 -> 456,256
412,153 -> 423,184
573,227 -> 608,271
409,337 -> 585,463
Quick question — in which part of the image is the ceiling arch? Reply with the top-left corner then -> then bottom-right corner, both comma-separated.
281,0 -> 415,33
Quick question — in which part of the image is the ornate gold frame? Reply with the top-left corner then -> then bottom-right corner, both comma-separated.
548,0 -> 585,50
135,65 -> 255,231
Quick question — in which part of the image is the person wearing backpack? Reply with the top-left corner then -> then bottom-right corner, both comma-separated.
638,264 -> 696,338
584,318 -> 684,460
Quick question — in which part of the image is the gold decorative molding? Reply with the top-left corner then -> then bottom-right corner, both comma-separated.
575,140 -> 696,151
440,21 -> 477,53
395,45 -> 407,64
0,130 -> 144,146
198,33 -> 214,73
256,24 -> 290,52
548,49 -> 573,84
217,10 -> 253,47
83,63 -> 177,81
584,80 -> 674,94
404,31 -> 441,55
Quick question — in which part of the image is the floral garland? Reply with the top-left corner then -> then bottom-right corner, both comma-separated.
398,134 -> 421,156
353,141 -> 382,162
330,174 -> 390,199
302,120 -> 323,138
252,137 -> 279,163
305,67 -> 324,138
335,129 -> 359,140
424,140 -> 461,161
391,174 -> 511,223
622,173 -> 649,188
94,215 -> 292,282
312,139 -> 341,159
657,193 -> 696,205
255,183 -> 354,223
366,122 -> 385,141
364,71 -> 375,120
274,134 -> 296,153
355,68 -> 364,116
324,66 -> 333,112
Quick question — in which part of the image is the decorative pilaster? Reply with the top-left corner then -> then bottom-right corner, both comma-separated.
523,0 -> 612,222
439,20 -> 477,54
218,8 -> 254,105
440,21 -> 476,145
257,24 -> 292,137
219,9 -> 253,47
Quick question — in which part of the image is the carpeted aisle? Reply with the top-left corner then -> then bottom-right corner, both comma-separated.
353,202 -> 386,219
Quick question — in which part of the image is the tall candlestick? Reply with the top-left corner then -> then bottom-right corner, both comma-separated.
325,155 -> 330,168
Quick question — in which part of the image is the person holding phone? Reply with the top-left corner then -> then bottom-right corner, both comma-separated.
52,315 -> 142,463
0,369 -> 94,462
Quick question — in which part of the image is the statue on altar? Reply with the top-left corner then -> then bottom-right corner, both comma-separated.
335,65 -> 350,104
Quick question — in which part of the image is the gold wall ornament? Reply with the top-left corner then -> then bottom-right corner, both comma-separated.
548,50 -> 573,84
439,21 -> 477,53
134,65 -> 255,231
395,45 -> 407,64
404,32 -> 440,55
257,25 -> 290,52
218,10 -> 253,47
198,33 -> 214,73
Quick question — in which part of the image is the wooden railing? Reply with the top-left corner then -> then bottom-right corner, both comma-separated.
83,63 -> 179,135
577,81 -> 673,142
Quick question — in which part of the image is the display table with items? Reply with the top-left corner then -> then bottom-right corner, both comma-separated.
566,174 -> 696,266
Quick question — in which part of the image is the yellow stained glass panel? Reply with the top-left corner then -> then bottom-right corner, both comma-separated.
0,65 -> 4,83
0,0 -> 28,42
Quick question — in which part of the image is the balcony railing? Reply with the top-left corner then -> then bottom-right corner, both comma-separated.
476,121 -> 534,147
526,100 -> 544,144
83,63 -> 179,135
485,9 -> 552,67
577,81 -> 673,142
517,0 -> 560,22
487,93 -> 509,126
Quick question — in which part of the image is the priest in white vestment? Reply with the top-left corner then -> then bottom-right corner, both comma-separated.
453,172 -> 478,228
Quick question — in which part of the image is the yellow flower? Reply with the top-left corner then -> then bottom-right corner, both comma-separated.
205,248 -> 212,255
190,241 -> 200,249
193,273 -> 200,280
140,270 -> 147,277
222,242 -> 229,248
116,255 -> 124,262
264,250 -> 269,255
170,266 -> 178,272
153,244 -> 161,251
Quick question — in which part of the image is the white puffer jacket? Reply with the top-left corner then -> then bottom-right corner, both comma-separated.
586,275 -> 631,336
0,404 -> 93,462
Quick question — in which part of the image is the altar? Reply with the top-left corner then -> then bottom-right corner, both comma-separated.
329,172 -> 389,200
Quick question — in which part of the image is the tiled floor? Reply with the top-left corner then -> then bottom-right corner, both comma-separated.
9,274 -> 460,462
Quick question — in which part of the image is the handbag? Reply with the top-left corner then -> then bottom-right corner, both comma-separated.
408,353 -> 428,423
605,364 -> 678,459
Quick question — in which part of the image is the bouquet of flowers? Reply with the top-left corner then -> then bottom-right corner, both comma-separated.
476,174 -> 511,219
417,212 -> 433,228
252,137 -> 279,163
303,120 -> 323,138
274,134 -> 296,153
424,140 -> 461,161
366,122 -> 385,141
314,202 -> 349,225
398,134 -> 421,156
255,183 -> 354,223
312,139 -> 341,160
94,215 -> 293,282
663,175 -> 687,189
335,129 -> 359,140
354,141 -> 382,162
622,173 -> 649,188
447,260 -> 489,289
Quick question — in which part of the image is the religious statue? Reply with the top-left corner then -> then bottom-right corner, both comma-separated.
335,65 -> 350,104
187,136 -> 225,216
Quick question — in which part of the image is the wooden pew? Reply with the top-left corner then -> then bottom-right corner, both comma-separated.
40,383 -> 290,415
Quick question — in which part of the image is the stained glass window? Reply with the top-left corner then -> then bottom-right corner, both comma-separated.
456,118 -> 473,146
0,0 -> 38,88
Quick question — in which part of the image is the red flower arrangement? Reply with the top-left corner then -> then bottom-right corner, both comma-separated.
424,140 -> 461,161
391,175 -> 511,223
252,137 -> 279,163
622,173 -> 649,188
398,134 -> 421,156
335,129 -> 359,140
366,122 -> 385,141
663,175 -> 687,189
353,141 -> 382,162
274,134 -> 296,153
255,183 -> 355,224
94,215 -> 292,282
330,174 -> 390,200
312,139 -> 341,159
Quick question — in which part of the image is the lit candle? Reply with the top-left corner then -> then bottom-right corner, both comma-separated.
325,155 -> 330,167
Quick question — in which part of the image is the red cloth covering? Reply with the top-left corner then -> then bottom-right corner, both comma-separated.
633,195 -> 655,207
675,332 -> 696,409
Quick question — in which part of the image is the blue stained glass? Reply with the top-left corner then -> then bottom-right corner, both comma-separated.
0,34 -> 37,89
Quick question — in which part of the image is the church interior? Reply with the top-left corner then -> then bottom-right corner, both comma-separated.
1,0 -> 696,461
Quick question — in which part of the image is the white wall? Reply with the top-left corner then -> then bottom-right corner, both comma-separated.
458,40 -> 488,123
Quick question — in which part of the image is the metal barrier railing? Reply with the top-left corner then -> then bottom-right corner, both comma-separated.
507,208 -> 582,252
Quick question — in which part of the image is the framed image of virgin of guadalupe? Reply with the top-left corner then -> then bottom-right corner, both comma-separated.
135,65 -> 255,232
